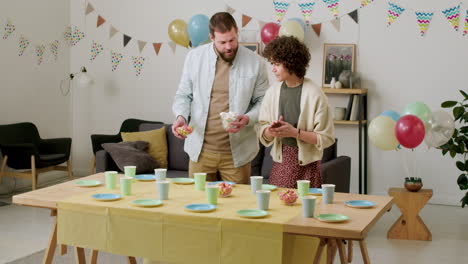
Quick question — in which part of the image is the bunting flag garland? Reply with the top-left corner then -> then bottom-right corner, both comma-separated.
168,41 -> 176,53
50,40 -> 59,61
85,3 -> 95,15
111,51 -> 124,72
225,5 -> 236,15
137,40 -> 147,53
90,41 -> 104,61
464,10 -> 468,36
441,5 -> 460,32
322,0 -> 340,17
3,19 -> 15,39
64,26 -> 72,44
297,0 -> 316,25
131,56 -> 145,76
387,2 -> 405,27
109,25 -> 119,39
97,15 -> 106,27
360,0 -> 373,8
312,23 -> 322,36
415,12 -> 433,37
153,42 -> 162,55
35,44 -> 45,65
18,35 -> 30,56
331,18 -> 341,31
273,0 -> 291,24
64,25 -> 85,46
242,14 -> 252,27
123,34 -> 132,47
348,10 -> 359,23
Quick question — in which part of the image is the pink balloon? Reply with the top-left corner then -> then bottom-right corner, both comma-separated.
395,115 -> 425,149
261,22 -> 280,45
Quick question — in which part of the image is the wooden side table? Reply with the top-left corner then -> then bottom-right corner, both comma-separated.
387,188 -> 433,241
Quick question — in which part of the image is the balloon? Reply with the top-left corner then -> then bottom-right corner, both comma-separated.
380,110 -> 400,122
188,14 -> 210,47
279,20 -> 304,42
288,18 -> 307,32
368,116 -> 399,151
261,22 -> 280,45
402,102 -> 432,125
168,19 -> 190,48
425,110 -> 455,148
395,115 -> 425,149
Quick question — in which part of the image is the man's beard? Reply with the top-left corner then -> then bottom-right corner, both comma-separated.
217,47 -> 238,63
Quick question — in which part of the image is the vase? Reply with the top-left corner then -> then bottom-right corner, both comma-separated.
330,77 -> 336,88
404,177 -> 423,192
338,71 -> 361,88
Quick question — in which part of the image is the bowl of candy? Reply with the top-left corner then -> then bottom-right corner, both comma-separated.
176,125 -> 193,137
220,112 -> 238,130
278,189 -> 298,206
218,182 -> 233,197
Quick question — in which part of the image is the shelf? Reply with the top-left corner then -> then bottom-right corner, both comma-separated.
323,88 -> 368,94
334,120 -> 367,125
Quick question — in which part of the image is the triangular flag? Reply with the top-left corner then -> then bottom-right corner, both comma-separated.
3,19 -> 16,39
49,40 -> 59,61
298,0 -> 316,25
331,18 -> 340,32
123,34 -> 132,47
132,56 -> 146,76
225,5 -> 236,14
109,25 -> 119,39
441,5 -> 460,32
415,11 -> 433,37
322,0 -> 339,17
168,41 -> 177,54
90,41 -> 104,61
273,0 -> 291,24
242,15 -> 252,28
463,10 -> 468,36
153,43 -> 162,55
35,44 -> 45,65
349,10 -> 359,23
85,3 -> 95,15
111,51 -> 124,72
137,40 -> 147,53
18,35 -> 30,56
312,23 -> 322,36
97,15 -> 106,27
360,0 -> 373,8
387,2 -> 406,27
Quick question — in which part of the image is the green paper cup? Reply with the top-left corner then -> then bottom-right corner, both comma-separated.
297,180 -> 310,197
154,168 -> 167,181
105,171 -> 118,189
194,173 -> 207,191
120,177 -> 133,196
206,185 -> 219,205
124,166 -> 136,178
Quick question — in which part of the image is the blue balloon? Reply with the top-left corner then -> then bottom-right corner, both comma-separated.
380,110 -> 400,122
288,18 -> 307,32
188,14 -> 210,47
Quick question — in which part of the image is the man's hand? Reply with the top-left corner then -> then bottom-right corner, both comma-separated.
172,116 -> 187,139
227,114 -> 249,133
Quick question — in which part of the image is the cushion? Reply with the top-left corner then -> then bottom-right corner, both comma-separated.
121,127 -> 168,168
101,141 -> 159,174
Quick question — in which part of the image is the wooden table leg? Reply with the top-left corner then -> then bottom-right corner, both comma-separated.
42,214 -> 58,264
313,238 -> 327,264
347,240 -> 353,263
336,239 -> 347,264
60,244 -> 68,256
327,239 -> 337,264
74,247 -> 86,264
127,256 -> 137,264
359,240 -> 371,264
90,250 -> 98,264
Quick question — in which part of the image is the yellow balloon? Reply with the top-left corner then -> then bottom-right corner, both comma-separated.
368,116 -> 399,151
279,21 -> 304,42
168,19 -> 190,48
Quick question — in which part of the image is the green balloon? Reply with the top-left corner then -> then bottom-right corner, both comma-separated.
402,102 -> 432,124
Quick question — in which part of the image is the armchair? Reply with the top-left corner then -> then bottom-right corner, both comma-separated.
0,122 -> 73,190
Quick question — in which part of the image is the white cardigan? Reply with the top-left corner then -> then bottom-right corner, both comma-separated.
257,78 -> 335,165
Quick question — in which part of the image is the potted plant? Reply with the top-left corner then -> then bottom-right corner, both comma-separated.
440,90 -> 468,207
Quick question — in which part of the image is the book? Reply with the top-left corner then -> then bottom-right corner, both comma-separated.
349,95 -> 359,121
344,95 -> 354,120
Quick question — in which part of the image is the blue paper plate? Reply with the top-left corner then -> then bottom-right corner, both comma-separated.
207,181 -> 236,186
184,203 -> 217,213
91,193 -> 122,201
309,188 -> 323,195
135,174 -> 156,181
345,200 -> 376,208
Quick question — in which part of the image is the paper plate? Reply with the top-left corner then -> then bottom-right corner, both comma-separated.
236,209 -> 269,219
316,214 -> 349,223
171,178 -> 195,185
345,200 -> 376,209
91,193 -> 122,202
135,174 -> 156,181
75,180 -> 101,187
207,181 -> 236,186
308,188 -> 323,196
184,203 -> 217,213
262,184 -> 278,191
132,199 -> 163,207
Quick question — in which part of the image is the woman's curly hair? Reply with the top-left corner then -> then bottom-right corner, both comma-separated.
262,36 -> 310,79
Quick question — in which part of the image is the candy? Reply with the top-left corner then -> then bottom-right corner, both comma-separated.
176,125 -> 193,136
219,112 -> 238,130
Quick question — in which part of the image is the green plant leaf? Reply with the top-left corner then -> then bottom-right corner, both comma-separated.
460,90 -> 468,100
457,161 -> 466,171
461,126 -> 468,133
457,174 -> 468,190
454,107 -> 464,120
450,150 -> 457,158
442,148 -> 448,155
462,193 -> 468,208
442,101 -> 458,108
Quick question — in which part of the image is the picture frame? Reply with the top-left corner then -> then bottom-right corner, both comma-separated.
240,42 -> 260,54
322,43 -> 356,87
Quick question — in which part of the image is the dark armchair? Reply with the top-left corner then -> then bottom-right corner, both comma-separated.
90,118 -> 163,174
0,122 -> 73,190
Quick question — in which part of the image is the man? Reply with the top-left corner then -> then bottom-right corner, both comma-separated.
172,12 -> 269,183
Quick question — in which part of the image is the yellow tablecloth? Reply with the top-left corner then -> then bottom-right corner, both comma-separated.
57,181 -> 326,264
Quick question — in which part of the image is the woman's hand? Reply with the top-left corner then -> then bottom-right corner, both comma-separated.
267,116 -> 298,138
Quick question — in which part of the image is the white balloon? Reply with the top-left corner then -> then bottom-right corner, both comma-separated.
425,111 -> 455,148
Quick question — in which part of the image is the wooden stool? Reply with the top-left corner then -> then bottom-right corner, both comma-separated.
387,188 -> 433,241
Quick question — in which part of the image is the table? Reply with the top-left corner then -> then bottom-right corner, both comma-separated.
13,173 -> 393,264
387,188 -> 432,241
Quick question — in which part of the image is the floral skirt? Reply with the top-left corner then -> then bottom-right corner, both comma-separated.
269,145 -> 322,188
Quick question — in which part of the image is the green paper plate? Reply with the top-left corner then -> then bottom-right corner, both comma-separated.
236,209 -> 269,219
316,214 -> 349,223
171,178 -> 195,185
132,199 -> 163,208
75,180 -> 101,187
262,184 -> 278,191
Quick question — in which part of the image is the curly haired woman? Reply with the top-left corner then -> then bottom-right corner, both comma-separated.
257,36 -> 335,188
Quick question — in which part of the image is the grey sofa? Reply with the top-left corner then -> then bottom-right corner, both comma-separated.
96,123 -> 351,192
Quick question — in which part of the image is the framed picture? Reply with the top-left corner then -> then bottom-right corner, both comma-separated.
240,42 -> 260,54
322,44 -> 356,87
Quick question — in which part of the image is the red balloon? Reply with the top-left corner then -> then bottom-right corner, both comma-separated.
395,115 -> 425,149
261,22 -> 280,45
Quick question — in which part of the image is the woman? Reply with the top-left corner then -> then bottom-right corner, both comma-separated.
257,36 -> 335,188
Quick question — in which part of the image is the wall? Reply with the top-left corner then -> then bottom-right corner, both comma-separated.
70,0 -> 467,205
0,0 -> 71,193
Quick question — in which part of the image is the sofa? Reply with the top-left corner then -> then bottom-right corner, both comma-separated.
96,123 -> 351,192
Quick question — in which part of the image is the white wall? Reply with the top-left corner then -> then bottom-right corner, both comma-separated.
0,0 -> 71,192
69,0 -> 467,205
